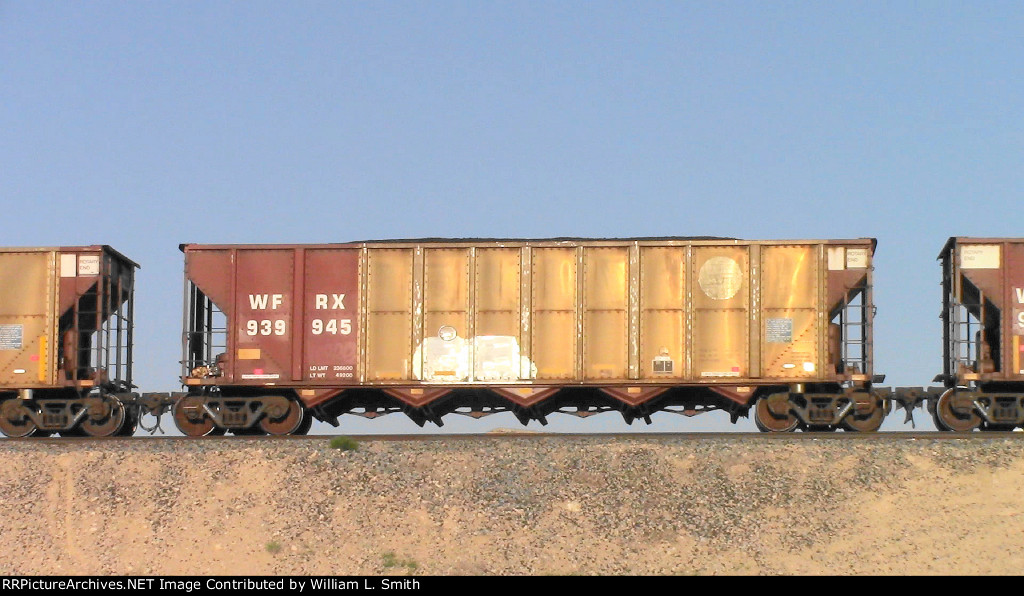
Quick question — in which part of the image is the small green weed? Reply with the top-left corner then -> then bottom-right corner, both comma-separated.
382,551 -> 418,571
266,541 -> 282,554
329,436 -> 359,451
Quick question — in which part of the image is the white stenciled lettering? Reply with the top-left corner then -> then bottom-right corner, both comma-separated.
314,294 -> 347,309
311,318 -> 352,335
1018,312 -> 1024,326
249,294 -> 284,310
245,319 -> 287,336
1016,288 -> 1024,304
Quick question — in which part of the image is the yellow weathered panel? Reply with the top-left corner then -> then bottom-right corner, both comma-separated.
0,252 -> 49,316
419,249 -> 471,381
367,249 -> 413,312
367,314 -> 411,380
761,245 -> 816,310
474,249 -> 524,380
366,249 -> 413,380
424,249 -> 468,315
692,310 -> 748,377
584,247 -> 627,309
532,248 -> 576,310
475,311 -> 520,338
584,247 -> 628,379
476,249 -> 520,313
532,248 -> 576,379
585,311 -> 627,379
692,246 -> 749,378
640,247 -> 685,379
760,245 -> 819,378
0,251 -> 53,388
532,311 -> 575,379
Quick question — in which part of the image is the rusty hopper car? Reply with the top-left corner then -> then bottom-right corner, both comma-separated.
175,238 -> 887,435
0,246 -> 139,437
900,238 -> 1024,431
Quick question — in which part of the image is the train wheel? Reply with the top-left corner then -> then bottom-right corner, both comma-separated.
172,396 -> 218,437
841,398 -> 885,432
754,394 -> 798,432
0,399 -> 39,438
81,399 -> 126,437
258,399 -> 305,435
930,399 -> 951,431
935,389 -> 981,432
117,405 -> 139,437
293,410 -> 314,435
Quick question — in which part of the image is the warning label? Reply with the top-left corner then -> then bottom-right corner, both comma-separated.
766,318 -> 793,343
0,325 -> 23,350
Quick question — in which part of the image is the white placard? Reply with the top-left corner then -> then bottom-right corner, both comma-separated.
78,255 -> 100,276
846,248 -> 868,269
960,244 -> 1000,269
60,254 -> 77,278
827,247 -> 845,271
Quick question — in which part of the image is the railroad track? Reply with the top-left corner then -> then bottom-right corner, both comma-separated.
4,430 -> 1024,445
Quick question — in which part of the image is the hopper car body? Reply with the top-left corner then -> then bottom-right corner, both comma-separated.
175,237 -> 888,435
0,246 -> 139,437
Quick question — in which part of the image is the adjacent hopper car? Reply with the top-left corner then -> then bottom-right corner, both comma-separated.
0,246 -> 138,437
0,236 -> 1021,437
901,237 -> 1024,431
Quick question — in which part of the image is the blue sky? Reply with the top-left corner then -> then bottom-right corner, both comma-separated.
3,1 -> 1023,433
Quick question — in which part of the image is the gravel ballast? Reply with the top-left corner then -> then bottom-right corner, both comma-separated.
1,434 -> 1022,575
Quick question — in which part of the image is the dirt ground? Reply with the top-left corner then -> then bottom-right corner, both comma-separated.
1,433 -> 1022,576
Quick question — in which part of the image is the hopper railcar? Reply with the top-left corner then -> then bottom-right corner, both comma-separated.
0,246 -> 141,437
174,237 -> 888,436
896,238 -> 1024,431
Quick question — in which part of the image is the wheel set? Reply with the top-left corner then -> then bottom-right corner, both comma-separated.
753,390 -> 887,433
171,394 -> 311,437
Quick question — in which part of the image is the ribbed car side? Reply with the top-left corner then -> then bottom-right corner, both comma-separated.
174,238 -> 887,435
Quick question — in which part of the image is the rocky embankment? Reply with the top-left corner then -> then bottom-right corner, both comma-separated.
1,433 -> 1022,575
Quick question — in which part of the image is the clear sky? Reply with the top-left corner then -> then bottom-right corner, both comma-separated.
2,1 -> 1023,434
